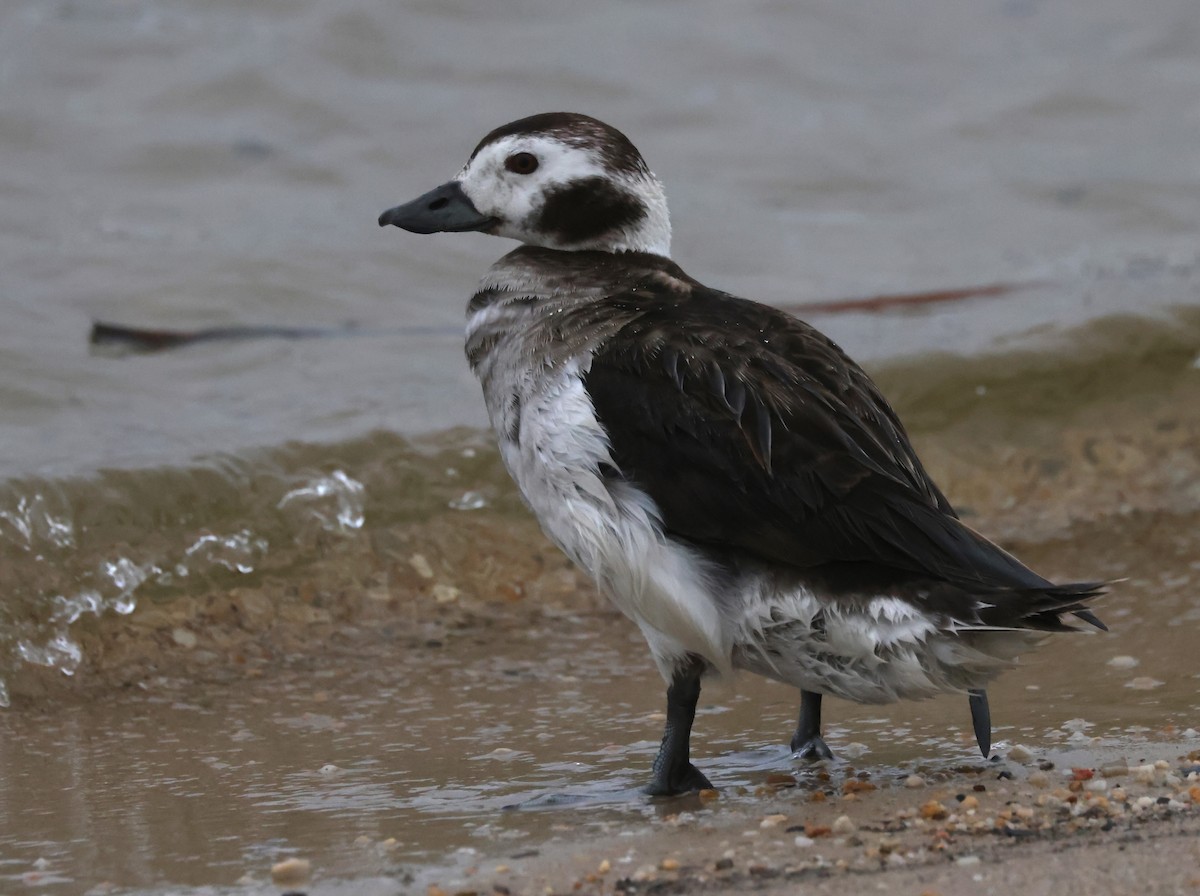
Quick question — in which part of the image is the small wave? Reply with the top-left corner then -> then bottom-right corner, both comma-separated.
278,469 -> 366,533
0,429 -> 509,703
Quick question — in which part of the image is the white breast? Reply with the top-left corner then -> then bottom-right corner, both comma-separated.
493,356 -> 731,679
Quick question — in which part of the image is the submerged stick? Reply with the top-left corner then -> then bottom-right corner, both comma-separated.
90,322 -> 336,352
89,321 -> 461,355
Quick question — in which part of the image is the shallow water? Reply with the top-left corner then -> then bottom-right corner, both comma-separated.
2,0 -> 1200,891
1,501 -> 1198,894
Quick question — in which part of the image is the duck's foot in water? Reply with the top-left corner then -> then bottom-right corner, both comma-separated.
642,762 -> 713,797
643,655 -> 715,796
790,689 -> 835,761
791,734 -> 834,762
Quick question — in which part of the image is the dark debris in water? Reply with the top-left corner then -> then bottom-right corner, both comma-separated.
88,320 -> 463,355
89,320 -> 357,355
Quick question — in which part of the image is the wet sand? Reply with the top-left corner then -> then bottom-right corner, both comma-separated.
449,747 -> 1200,896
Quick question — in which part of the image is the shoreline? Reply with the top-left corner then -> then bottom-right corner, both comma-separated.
414,741 -> 1200,896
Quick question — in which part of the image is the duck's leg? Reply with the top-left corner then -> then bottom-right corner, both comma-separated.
968,688 -> 991,757
790,690 -> 834,760
643,656 -> 713,796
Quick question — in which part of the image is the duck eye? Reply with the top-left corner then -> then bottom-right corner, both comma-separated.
504,152 -> 539,175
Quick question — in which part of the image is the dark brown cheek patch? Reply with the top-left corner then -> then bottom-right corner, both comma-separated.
535,177 -> 646,245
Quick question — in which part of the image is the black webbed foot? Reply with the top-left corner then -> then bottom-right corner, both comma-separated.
790,733 -> 835,761
789,690 -> 834,761
644,655 -> 712,797
642,761 -> 713,796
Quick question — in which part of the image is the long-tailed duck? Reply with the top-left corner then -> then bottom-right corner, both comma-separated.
379,112 -> 1106,796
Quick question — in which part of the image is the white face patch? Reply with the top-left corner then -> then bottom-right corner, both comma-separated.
453,134 -> 672,256
457,135 -> 605,232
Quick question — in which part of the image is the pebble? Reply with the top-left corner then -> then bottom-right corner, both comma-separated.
832,815 -> 856,835
1133,764 -> 1159,784
482,748 -> 520,760
1125,677 -> 1165,690
1007,744 -> 1033,762
904,774 -> 926,788
270,858 -> 312,886
956,855 -> 981,867
431,584 -> 460,604
660,858 -> 680,871
171,627 -> 197,649
1027,771 -> 1050,788
760,814 -> 788,829
920,800 -> 948,820
409,554 -> 435,579
843,779 -> 876,796
1106,655 -> 1139,669
793,836 -> 815,848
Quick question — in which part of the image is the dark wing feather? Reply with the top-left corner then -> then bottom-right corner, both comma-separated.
582,282 -> 1063,595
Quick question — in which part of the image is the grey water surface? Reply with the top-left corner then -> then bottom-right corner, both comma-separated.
2,0 -> 1198,480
